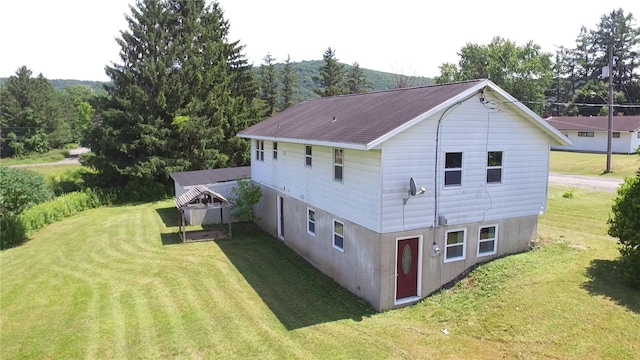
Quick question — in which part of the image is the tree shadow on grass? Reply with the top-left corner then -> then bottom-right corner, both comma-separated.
216,224 -> 376,330
581,259 -> 640,314
155,206 -> 180,227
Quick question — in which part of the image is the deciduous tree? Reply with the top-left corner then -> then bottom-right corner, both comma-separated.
436,37 -> 553,114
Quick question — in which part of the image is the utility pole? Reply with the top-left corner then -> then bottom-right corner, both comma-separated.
605,46 -> 614,173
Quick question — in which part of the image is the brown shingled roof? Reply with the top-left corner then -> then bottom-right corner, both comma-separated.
546,116 -> 640,132
170,166 -> 250,187
238,80 -> 486,148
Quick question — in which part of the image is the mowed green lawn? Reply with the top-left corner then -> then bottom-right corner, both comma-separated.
1,186 -> 638,359
550,150 -> 639,178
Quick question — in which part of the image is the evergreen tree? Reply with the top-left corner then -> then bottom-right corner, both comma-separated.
0,66 -> 62,157
280,55 -> 298,110
313,47 -> 347,97
591,9 -> 640,114
346,62 -> 370,94
259,53 -> 278,116
84,0 -> 258,185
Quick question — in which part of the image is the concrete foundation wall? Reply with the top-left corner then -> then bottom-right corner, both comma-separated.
254,184 -> 538,311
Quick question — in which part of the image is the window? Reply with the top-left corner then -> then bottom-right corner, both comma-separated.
444,229 -> 465,262
487,151 -> 503,184
273,142 -> 278,159
637,132 -> 640,139
333,219 -> 344,251
612,132 -> 620,138
307,208 -> 315,236
334,148 -> 344,181
478,226 -> 498,256
444,152 -> 463,187
255,140 -> 264,161
578,132 -> 594,137
305,145 -> 312,167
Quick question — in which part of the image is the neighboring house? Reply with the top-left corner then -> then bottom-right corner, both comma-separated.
237,79 -> 570,311
170,166 -> 250,225
546,115 -> 640,154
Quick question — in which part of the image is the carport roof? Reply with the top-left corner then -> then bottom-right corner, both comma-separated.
170,166 -> 251,187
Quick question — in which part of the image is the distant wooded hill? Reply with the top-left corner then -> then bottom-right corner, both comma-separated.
1,60 -> 433,100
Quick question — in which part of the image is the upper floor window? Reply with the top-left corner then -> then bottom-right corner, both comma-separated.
578,132 -> 594,137
444,229 -> 466,262
333,219 -> 344,251
487,151 -> 503,184
612,132 -> 620,138
444,152 -> 462,187
334,148 -> 344,181
307,208 -> 315,236
255,140 -> 264,161
305,145 -> 312,167
273,142 -> 278,160
478,225 -> 498,256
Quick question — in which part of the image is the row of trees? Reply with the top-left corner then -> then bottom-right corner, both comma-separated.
436,8 -> 639,117
0,67 -> 95,157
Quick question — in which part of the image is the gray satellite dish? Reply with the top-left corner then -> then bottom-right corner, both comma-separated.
409,177 -> 417,196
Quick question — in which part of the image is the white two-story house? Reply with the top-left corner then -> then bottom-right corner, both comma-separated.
237,79 -> 571,311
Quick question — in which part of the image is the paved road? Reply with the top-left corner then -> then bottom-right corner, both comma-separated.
548,172 -> 624,193
8,147 -> 89,168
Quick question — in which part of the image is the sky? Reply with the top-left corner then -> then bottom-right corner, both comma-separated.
1,0 -> 639,82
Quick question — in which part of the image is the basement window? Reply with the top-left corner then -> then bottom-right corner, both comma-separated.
333,219 -> 344,252
444,229 -> 466,262
307,208 -> 315,236
478,225 -> 498,256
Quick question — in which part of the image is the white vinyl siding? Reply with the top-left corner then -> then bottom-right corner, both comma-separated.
381,93 -> 553,232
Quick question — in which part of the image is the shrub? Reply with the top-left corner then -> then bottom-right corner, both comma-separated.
608,174 -> 640,288
0,166 -> 53,217
232,178 -> 262,223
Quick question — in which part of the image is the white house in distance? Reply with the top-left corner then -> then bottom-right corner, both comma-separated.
237,79 -> 571,311
545,115 -> 640,154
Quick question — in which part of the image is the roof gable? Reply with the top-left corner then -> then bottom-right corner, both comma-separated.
238,79 -> 570,148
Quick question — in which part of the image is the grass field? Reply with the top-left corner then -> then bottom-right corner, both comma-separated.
550,150 -> 639,178
0,149 -> 69,166
1,186 -> 638,359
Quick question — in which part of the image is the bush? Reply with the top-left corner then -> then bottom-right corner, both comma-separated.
0,166 -> 53,217
0,180 -> 168,249
232,178 -> 262,223
608,174 -> 640,288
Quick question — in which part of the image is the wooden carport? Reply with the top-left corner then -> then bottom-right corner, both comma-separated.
174,185 -> 233,242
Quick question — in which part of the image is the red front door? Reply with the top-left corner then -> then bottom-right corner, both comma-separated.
396,237 -> 419,299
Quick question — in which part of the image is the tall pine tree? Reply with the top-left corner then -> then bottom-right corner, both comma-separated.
84,0 -> 258,185
259,53 -> 278,116
280,55 -> 298,110
313,47 -> 347,97
346,62 -> 370,94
